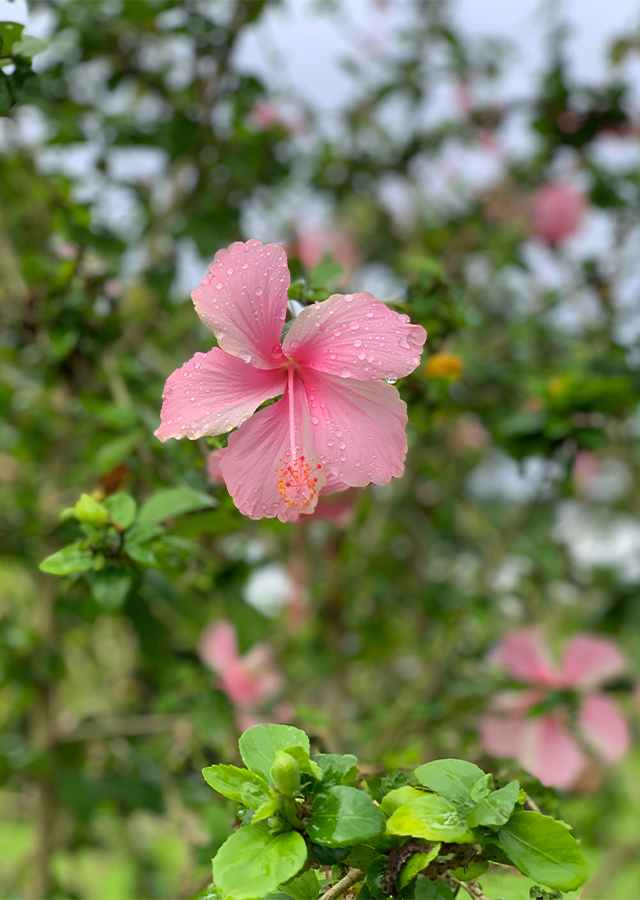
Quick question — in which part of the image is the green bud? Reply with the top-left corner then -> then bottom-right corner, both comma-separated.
270,750 -> 300,796
73,493 -> 108,526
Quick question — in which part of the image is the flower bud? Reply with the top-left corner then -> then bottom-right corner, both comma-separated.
270,750 -> 300,796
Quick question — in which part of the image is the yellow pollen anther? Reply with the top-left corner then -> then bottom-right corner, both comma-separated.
276,451 -> 322,509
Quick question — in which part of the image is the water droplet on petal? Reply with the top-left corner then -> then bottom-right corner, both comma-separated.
385,375 -> 397,384
227,267 -> 234,275
202,273 -> 213,285
365,311 -> 374,318
349,322 -> 360,330
340,366 -> 352,378
255,286 -> 263,296
344,294 -> 353,302
239,350 -> 252,363
216,282 -> 223,290
310,416 -> 319,425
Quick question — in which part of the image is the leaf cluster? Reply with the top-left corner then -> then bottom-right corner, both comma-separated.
203,726 -> 588,900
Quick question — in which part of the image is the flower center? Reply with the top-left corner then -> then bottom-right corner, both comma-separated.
276,368 -> 322,509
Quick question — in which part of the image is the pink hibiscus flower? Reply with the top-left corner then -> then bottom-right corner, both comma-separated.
530,182 -> 585,246
156,239 -> 426,521
480,627 -> 630,791
198,620 -> 283,709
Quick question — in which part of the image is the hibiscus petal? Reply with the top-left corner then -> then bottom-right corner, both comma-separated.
283,291 -> 426,381
155,348 -> 286,441
519,715 -> 586,790
578,693 -> 630,762
191,239 -> 289,369
298,368 -> 407,486
207,448 -> 227,484
559,634 -> 626,690
220,377 -> 326,522
489,627 -> 558,687
479,715 -> 528,758
198,621 -> 240,673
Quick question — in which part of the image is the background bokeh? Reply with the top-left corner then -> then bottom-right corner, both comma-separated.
2,1 -> 640,897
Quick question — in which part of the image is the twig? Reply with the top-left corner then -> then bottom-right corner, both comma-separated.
446,873 -> 490,900
525,793 -> 542,814
323,868 -> 364,900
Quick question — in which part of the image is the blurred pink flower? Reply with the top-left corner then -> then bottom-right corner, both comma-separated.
530,183 -> 586,246
294,226 -> 361,286
156,239 -> 425,522
198,620 -> 283,709
248,101 -> 300,135
480,627 -> 630,790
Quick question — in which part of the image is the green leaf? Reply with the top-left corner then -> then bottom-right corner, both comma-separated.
306,785 -> 385,847
398,843 -> 440,889
0,71 -> 12,115
414,876 -> 455,899
0,22 -> 24,57
103,493 -> 137,528
279,869 -> 321,900
238,724 -> 310,783
467,780 -> 520,828
386,794 -> 473,842
202,764 -> 272,810
414,759 -> 485,806
124,542 -> 158,567
39,545 -> 94,576
450,859 -> 489,880
91,570 -> 132,610
11,35 -> 46,59
469,773 -> 494,801
212,824 -> 307,900
380,785 -> 424,817
311,753 -> 358,786
73,493 -> 109,526
138,488 -> 216,525
498,811 -> 589,892
252,797 -> 281,823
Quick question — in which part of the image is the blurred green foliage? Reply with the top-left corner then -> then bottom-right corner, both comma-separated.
2,1 -> 640,898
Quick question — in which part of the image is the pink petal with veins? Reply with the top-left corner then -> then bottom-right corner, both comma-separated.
283,291 -> 426,382
490,627 -> 558,687
155,348 -> 286,441
220,376 -> 325,522
578,692 -> 630,762
559,634 -> 626,690
191,239 -> 289,369
299,368 -> 407,487
519,715 -> 586,790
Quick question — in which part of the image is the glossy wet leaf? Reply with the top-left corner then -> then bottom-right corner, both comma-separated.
212,824 -> 307,900
311,753 -> 358,786
414,759 -> 485,806
238,724 -> 310,783
498,811 -> 588,892
202,764 -> 272,809
306,785 -> 385,847
386,793 -> 473,842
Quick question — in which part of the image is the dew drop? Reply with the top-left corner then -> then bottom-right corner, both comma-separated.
344,294 -> 353,302
339,441 -> 346,450
349,322 -> 360,331
333,329 -> 343,337
289,339 -> 300,350
242,262 -> 248,269
385,376 -> 397,384
358,351 -> 366,360
216,282 -> 223,290
365,311 -> 374,318
227,267 -> 234,275
255,286 -> 263,296
354,340 -> 362,348
340,366 -> 352,378
310,416 -> 319,425
202,273 -> 213,285
239,350 -> 252,363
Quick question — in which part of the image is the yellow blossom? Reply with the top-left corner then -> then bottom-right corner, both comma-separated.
425,353 -> 463,380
